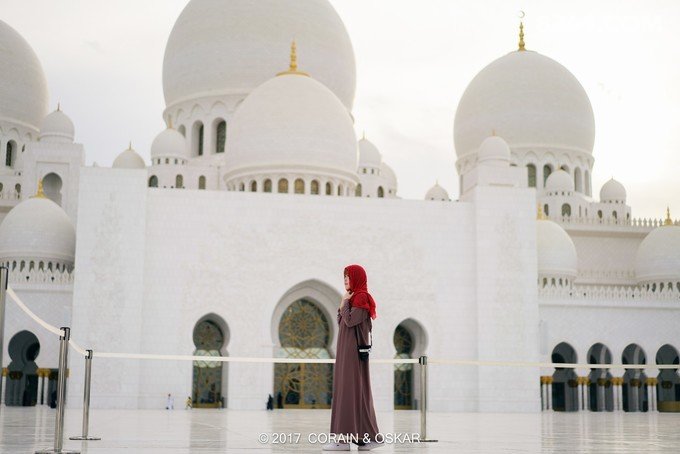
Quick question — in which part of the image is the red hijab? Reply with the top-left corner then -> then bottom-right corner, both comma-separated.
344,264 -> 377,320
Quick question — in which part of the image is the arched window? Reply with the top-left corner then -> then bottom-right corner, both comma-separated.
239,182 -> 245,192
149,176 -> 158,188
15,183 -> 21,195
5,141 -> 15,167
612,211 -> 618,220
527,164 -> 537,187
178,125 -> 186,137
250,180 -> 257,192
294,178 -> 305,194
0,182 -> 3,193
311,180 -> 320,195
543,164 -> 553,185
198,176 -> 206,190
597,210 -> 603,219
574,168 -> 583,192
544,204 -> 549,216
215,120 -> 226,154
176,175 -> 184,188
278,179 -> 288,194
193,122 -> 204,156
377,186 -> 385,198
325,182 -> 332,195
42,173 -> 63,206
561,203 -> 571,217
355,183 -> 362,197
362,168 -> 367,174
337,185 -> 343,196
264,179 -> 272,193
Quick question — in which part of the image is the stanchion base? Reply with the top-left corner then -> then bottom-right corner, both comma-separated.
417,439 -> 439,442
35,450 -> 80,453
69,436 -> 101,440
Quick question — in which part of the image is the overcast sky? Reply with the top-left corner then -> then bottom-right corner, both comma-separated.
2,0 -> 679,219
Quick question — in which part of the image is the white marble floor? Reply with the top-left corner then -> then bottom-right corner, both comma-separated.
1,407 -> 679,453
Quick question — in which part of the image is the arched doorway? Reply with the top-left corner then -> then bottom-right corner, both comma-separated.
5,331 -> 40,406
192,316 -> 228,408
394,324 -> 414,409
587,343 -> 614,411
42,173 -> 63,206
274,299 -> 333,408
551,342 -> 579,411
656,344 -> 680,412
622,344 -> 648,412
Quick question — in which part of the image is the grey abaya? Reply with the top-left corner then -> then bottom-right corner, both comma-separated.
329,302 -> 380,441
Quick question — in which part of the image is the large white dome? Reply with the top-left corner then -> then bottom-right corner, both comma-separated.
635,222 -> 680,285
223,73 -> 358,182
0,20 -> 48,130
0,194 -> 76,263
537,219 -> 578,279
454,50 -> 595,160
162,0 -> 356,110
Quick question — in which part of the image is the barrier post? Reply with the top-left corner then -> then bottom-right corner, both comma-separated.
36,327 -> 79,454
0,266 -> 7,406
70,350 -> 100,441
418,355 -> 437,442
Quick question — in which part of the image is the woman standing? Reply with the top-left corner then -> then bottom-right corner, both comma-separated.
324,265 -> 381,451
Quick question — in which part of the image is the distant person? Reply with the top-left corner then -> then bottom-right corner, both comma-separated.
185,396 -> 192,409
276,391 -> 283,409
266,394 -> 274,411
324,265 -> 381,451
166,393 -> 174,410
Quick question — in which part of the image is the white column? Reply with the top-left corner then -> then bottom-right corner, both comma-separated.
576,377 -> 583,411
616,379 -> 624,411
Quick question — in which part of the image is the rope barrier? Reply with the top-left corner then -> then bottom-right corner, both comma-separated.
6,287 -> 64,337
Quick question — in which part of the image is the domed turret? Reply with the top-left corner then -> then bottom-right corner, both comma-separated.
425,182 -> 449,201
40,106 -> 75,143
113,144 -> 146,169
151,127 -> 188,163
358,136 -> 382,170
537,211 -> 578,284
223,43 -> 358,193
545,170 -> 574,194
477,135 -> 511,166
600,178 -> 626,204
0,20 -> 48,131
163,0 -> 356,110
635,208 -> 680,288
0,182 -> 76,267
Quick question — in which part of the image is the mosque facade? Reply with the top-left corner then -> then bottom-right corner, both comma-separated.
0,0 -> 679,414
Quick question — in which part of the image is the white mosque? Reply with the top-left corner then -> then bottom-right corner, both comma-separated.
1,0 -> 679,415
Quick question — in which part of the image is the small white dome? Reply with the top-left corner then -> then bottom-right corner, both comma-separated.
113,145 -> 146,169
151,128 -> 187,160
425,183 -> 449,201
545,169 -> 574,193
0,20 -> 48,130
537,219 -> 578,278
600,178 -> 626,203
478,135 -> 511,165
163,0 -> 356,110
0,194 -> 76,263
380,162 -> 398,192
454,50 -> 595,160
358,137 -> 382,169
635,222 -> 680,284
224,73 -> 358,182
40,108 -> 75,143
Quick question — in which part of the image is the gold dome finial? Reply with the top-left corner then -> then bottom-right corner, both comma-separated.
664,207 -> 673,226
32,179 -> 46,199
277,40 -> 310,77
518,21 -> 526,51
167,116 -> 173,129
128,141 -> 133,150
537,203 -> 547,220
57,102 -> 61,112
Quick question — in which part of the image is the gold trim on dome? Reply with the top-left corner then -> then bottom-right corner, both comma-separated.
664,207 -> 673,226
518,21 -> 526,51
32,179 -> 47,199
277,40 -> 310,77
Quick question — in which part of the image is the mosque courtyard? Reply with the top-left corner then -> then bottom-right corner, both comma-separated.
1,407 -> 678,453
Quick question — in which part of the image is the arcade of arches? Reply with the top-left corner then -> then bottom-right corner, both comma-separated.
542,342 -> 680,413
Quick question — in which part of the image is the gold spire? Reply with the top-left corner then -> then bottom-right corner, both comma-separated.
664,207 -> 673,226
167,116 -> 173,129
128,141 -> 132,150
32,179 -> 46,199
57,102 -> 61,112
518,21 -> 526,51
537,203 -> 547,220
277,40 -> 309,77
